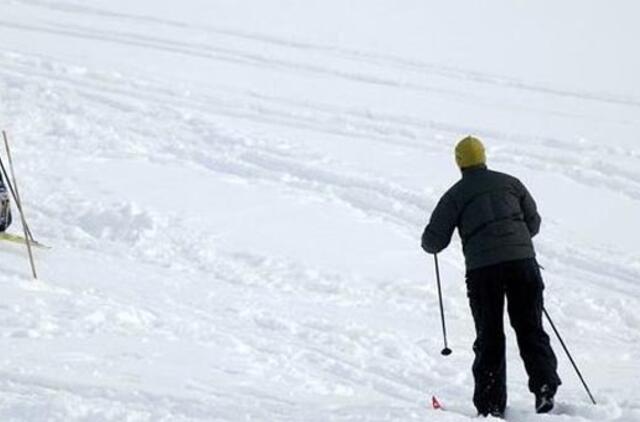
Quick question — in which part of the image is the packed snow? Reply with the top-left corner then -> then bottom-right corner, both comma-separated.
0,0 -> 639,420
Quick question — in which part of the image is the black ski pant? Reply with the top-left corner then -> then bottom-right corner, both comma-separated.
465,258 -> 561,414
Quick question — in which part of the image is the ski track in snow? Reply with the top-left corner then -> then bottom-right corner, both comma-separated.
1,44 -> 639,201
0,2 -> 639,421
6,0 -> 640,110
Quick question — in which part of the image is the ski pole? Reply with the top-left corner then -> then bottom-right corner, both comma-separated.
543,307 -> 596,405
433,254 -> 452,356
2,131 -> 37,279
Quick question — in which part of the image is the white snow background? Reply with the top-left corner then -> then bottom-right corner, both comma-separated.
0,0 -> 639,421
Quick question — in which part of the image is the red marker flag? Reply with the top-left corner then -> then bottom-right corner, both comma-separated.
432,395 -> 443,410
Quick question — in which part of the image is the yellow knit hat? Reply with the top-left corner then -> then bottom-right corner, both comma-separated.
455,136 -> 486,169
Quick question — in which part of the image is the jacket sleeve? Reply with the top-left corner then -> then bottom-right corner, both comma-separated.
517,180 -> 541,237
421,193 -> 458,254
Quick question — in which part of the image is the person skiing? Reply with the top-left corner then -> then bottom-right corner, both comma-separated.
421,136 -> 561,417
0,172 -> 12,232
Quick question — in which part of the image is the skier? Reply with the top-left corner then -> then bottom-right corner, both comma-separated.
421,136 -> 561,417
0,172 -> 11,232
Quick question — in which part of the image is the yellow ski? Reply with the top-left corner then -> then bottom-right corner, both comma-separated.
0,232 -> 50,249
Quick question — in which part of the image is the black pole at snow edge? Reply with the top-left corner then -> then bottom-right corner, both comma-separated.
434,254 -> 452,356
543,307 -> 597,405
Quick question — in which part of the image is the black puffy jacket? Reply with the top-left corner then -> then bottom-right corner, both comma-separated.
421,165 -> 541,271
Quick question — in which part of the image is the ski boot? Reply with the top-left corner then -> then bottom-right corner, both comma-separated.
535,384 -> 556,414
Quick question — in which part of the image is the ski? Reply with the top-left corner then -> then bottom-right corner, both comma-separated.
0,232 -> 50,249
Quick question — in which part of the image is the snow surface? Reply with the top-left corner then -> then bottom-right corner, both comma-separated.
1,0 -> 639,420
